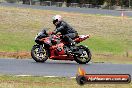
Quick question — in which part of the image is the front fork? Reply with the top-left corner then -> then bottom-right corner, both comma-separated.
38,44 -> 46,55
38,45 -> 43,53
37,44 -> 46,58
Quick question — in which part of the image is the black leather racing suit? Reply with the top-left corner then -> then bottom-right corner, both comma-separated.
54,21 -> 78,45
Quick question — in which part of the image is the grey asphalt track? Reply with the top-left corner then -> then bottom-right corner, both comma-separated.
0,2 -> 132,16
0,59 -> 132,77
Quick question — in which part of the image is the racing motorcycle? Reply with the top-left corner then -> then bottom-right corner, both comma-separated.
31,29 -> 91,64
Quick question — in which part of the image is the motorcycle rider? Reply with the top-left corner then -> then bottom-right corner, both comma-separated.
52,15 -> 78,46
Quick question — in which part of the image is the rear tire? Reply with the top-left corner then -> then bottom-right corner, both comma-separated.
74,45 -> 91,64
31,45 -> 48,63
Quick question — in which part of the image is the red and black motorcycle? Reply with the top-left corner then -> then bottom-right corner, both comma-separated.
31,29 -> 91,64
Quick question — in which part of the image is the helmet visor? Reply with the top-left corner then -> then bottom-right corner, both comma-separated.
53,19 -> 58,24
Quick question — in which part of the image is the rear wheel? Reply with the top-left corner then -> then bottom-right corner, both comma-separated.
74,45 -> 91,64
31,45 -> 48,62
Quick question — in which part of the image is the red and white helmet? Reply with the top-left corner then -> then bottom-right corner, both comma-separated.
52,15 -> 62,24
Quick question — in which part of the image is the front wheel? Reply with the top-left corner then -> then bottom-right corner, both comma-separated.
31,45 -> 48,62
74,45 -> 92,64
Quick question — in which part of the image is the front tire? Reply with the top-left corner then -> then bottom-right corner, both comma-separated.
31,45 -> 48,62
74,45 -> 91,64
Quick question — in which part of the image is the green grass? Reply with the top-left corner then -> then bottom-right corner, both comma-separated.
0,31 -> 34,51
81,36 -> 125,54
0,75 -> 131,88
